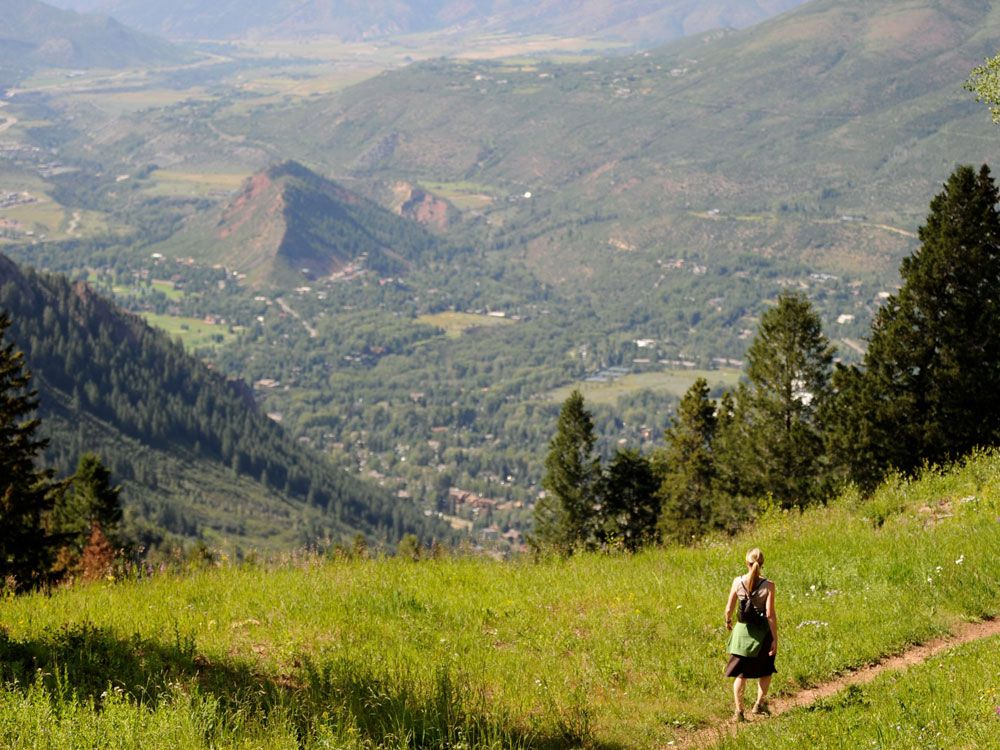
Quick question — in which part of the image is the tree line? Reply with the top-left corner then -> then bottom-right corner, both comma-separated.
535,164 -> 1000,550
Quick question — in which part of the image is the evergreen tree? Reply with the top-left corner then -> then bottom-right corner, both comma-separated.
734,293 -> 834,508
833,165 -> 1000,487
536,390 -> 600,552
655,378 -> 720,542
0,312 -> 55,589
600,448 -> 658,552
51,453 -> 123,553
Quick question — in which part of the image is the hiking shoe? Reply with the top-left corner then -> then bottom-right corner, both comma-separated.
751,703 -> 770,716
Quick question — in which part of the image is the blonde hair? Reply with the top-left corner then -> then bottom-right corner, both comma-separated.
745,548 -> 764,592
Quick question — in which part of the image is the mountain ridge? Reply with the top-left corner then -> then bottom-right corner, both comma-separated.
39,0 -> 811,44
0,0 -> 184,72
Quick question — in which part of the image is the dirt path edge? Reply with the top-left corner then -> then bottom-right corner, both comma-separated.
675,616 -> 1000,749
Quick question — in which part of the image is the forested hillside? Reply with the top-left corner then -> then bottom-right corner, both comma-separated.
0,253 -> 447,552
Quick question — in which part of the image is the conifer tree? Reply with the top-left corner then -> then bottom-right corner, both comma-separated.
734,293 -> 834,508
536,390 -> 600,552
600,448 -> 658,551
0,312 -> 55,589
833,165 -> 1000,486
51,453 -> 123,553
655,378 -> 719,542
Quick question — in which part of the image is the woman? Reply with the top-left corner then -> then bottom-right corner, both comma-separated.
723,547 -> 778,721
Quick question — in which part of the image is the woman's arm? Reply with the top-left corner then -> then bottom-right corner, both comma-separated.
765,581 -> 778,656
724,579 -> 738,631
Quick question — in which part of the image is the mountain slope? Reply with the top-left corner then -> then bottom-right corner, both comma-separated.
0,0 -> 183,72
155,161 -> 443,287
223,0 -> 997,309
41,0 -> 811,44
0,253 -> 445,551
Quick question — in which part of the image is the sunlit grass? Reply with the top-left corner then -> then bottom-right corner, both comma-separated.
546,368 -> 742,405
141,312 -> 234,350
1,452 -> 999,746
142,170 -> 248,198
716,634 -> 1000,750
417,311 -> 514,338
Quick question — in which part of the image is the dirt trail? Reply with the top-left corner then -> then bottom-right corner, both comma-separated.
675,617 -> 1000,749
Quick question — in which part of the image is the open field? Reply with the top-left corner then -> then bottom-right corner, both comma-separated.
1,451 -> 998,748
141,312 -> 235,350
0,195 -> 111,242
547,368 -> 743,405
420,180 -> 496,211
142,170 -> 249,198
418,311 -> 514,338
67,88 -> 218,117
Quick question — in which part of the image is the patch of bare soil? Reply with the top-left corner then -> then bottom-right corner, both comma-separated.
674,617 -> 1000,749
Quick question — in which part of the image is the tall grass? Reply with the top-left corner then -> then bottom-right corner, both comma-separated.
715,635 -> 1000,750
2,451 -> 1000,748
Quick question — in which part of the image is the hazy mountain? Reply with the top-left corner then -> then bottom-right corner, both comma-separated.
220,0 -> 998,311
0,0 -> 183,72
0,253 -> 444,551
40,0 -> 811,44
154,161 -> 443,287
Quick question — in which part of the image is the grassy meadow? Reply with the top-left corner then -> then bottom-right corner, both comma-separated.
140,313 -> 235,351
2,452 -> 1000,748
417,311 -> 514,338
716,634 -> 1000,749
546,369 -> 742,406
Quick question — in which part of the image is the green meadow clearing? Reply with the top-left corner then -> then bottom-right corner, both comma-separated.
1,452 -> 999,748
546,368 -> 743,406
417,311 -> 514,338
140,312 -> 235,351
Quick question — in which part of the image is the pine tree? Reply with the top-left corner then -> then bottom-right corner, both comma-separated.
834,164 -> 1000,486
0,312 -> 55,589
51,452 -> 123,555
734,293 -> 834,508
654,378 -> 720,542
600,448 -> 658,551
536,390 -> 600,552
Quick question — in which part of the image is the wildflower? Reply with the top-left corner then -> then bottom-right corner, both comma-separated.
955,555 -> 965,565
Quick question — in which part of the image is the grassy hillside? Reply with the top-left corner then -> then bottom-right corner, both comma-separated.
0,0 -> 183,73
0,450 -> 998,748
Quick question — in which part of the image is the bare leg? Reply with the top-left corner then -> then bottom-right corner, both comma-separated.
753,676 -> 772,713
733,677 -> 746,715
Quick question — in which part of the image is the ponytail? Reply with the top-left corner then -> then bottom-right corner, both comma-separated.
745,548 -> 764,592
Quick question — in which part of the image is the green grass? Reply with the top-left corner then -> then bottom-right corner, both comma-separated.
419,181 -> 497,211
141,313 -> 234,351
716,635 -> 1000,750
142,170 -> 248,198
547,368 -> 742,405
2,451 -> 1000,747
417,311 -> 514,338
